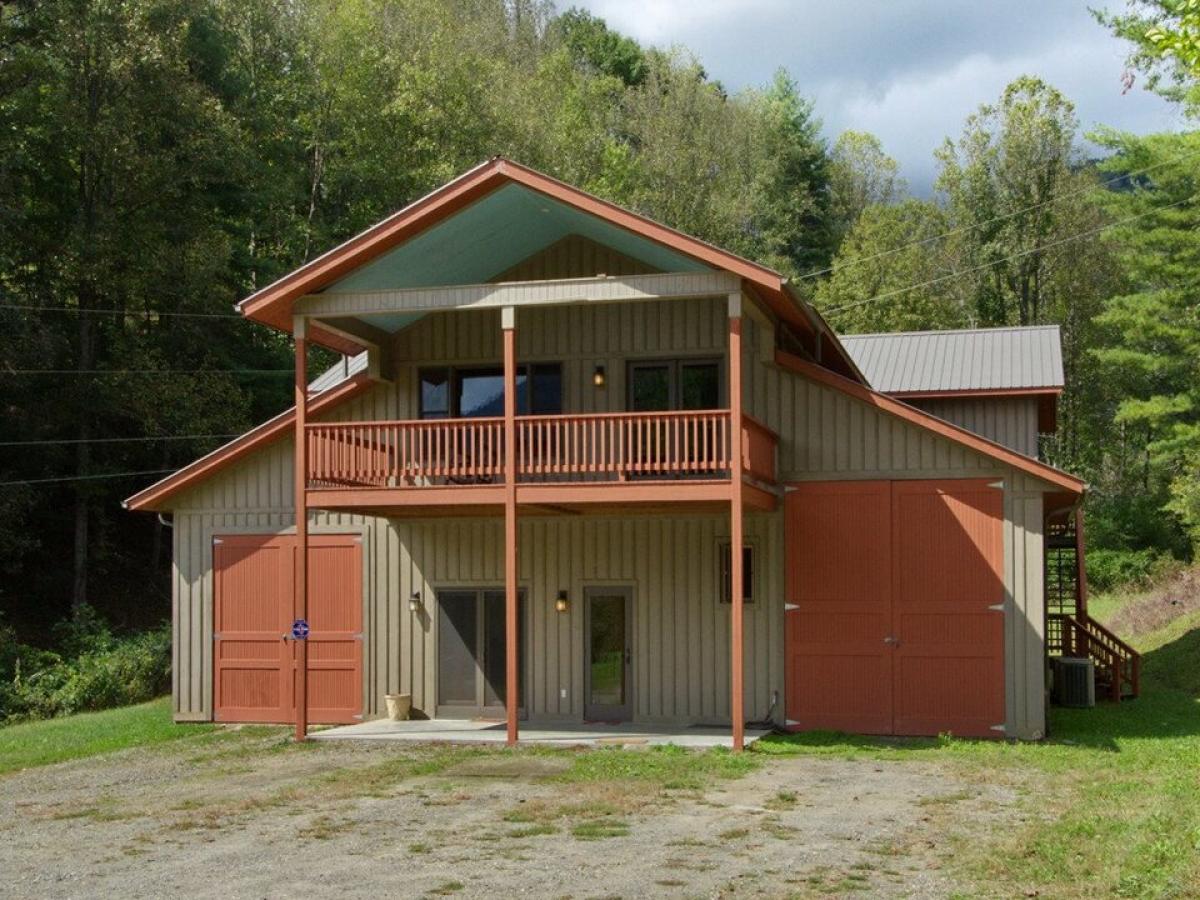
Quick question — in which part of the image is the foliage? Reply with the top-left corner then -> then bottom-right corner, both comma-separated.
828,130 -> 905,241
1086,547 -> 1176,592
0,608 -> 171,723
0,0 -> 837,641
1089,129 -> 1200,552
1096,0 -> 1200,112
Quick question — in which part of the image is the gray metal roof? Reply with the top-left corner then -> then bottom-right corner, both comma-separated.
308,351 -> 370,393
839,325 -> 1064,394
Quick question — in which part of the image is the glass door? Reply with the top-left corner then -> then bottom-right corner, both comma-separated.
436,589 -> 525,718
584,587 -> 633,722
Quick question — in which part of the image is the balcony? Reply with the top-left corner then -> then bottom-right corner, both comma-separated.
303,410 -> 777,513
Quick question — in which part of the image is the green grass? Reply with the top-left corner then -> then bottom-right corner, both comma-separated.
0,697 -> 210,776
755,595 -> 1200,898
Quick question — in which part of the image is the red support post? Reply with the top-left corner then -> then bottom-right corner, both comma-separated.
503,309 -> 519,746
728,299 -> 745,752
293,326 -> 309,743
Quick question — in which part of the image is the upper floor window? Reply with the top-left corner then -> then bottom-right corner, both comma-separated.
628,359 -> 721,412
419,364 -> 562,419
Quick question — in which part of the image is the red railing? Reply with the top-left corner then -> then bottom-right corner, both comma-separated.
306,410 -> 776,489
307,418 -> 504,487
518,410 -> 731,479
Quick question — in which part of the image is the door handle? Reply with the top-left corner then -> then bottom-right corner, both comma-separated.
884,635 -> 900,647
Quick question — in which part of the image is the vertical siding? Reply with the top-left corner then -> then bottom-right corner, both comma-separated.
909,396 -> 1041,458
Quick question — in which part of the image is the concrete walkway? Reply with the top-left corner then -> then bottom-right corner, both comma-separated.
311,718 -> 768,749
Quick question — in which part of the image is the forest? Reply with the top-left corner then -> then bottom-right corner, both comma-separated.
0,0 -> 1196,717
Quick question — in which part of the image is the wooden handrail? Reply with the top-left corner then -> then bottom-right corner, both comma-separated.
741,414 -> 778,484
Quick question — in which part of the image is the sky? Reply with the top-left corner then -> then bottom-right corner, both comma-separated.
574,0 -> 1184,195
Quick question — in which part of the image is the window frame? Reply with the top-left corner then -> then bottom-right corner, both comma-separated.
626,356 -> 724,412
417,362 -> 563,419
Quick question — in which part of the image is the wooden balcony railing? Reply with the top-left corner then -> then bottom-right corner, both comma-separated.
306,410 -> 777,490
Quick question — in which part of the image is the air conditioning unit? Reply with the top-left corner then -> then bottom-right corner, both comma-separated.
1052,657 -> 1095,708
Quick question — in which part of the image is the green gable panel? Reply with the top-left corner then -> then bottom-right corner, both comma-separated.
325,183 -> 711,296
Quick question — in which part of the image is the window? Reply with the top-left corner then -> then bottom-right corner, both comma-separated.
419,364 -> 563,419
719,544 -> 754,604
628,359 -> 721,412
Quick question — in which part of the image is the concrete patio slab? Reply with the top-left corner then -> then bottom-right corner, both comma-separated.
310,718 -> 768,749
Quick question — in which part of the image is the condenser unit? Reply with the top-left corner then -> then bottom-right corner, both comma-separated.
1052,657 -> 1095,708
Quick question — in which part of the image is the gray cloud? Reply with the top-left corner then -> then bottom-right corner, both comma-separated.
576,1 -> 1183,194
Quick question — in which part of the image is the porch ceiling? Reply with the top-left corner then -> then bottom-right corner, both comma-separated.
320,183 -> 712,333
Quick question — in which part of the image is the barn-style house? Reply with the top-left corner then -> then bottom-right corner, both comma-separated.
125,159 -> 1138,748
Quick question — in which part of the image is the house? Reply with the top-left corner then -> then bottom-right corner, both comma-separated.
124,158 -> 1137,747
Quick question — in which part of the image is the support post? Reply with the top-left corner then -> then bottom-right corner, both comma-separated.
728,292 -> 745,752
293,318 -> 309,743
502,306 -> 519,746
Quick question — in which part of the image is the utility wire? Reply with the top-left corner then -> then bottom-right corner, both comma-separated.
0,469 -> 177,487
826,192 -> 1196,315
0,305 -> 242,319
0,434 -> 240,448
2,369 -> 291,375
797,144 -> 1200,283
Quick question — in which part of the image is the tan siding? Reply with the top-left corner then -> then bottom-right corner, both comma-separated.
909,396 -> 1041,458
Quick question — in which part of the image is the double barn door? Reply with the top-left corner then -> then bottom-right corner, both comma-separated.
785,480 -> 1006,738
212,534 -> 363,724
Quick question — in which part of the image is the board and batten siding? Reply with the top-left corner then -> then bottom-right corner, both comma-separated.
741,324 -> 1049,738
907,396 -> 1041,459
169,437 -> 781,725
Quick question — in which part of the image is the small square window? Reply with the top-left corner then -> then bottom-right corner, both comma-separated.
719,544 -> 753,604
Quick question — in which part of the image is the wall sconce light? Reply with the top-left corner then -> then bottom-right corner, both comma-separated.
592,365 -> 606,388
555,590 -> 570,613
409,591 -> 422,613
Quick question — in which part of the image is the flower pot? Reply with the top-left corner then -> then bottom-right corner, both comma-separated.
385,693 -> 412,721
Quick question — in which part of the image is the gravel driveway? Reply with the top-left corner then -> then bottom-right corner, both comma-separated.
0,730 -> 1031,898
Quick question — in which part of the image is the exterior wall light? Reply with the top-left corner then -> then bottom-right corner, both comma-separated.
592,365 -> 606,388
555,590 -> 570,613
409,591 -> 422,613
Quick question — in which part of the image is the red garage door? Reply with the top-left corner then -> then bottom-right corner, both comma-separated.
785,480 -> 1005,738
213,534 -> 363,724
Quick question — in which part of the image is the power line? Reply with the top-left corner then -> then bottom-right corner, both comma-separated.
826,192 -> 1197,315
798,144 -> 1200,283
0,434 -> 240,448
2,369 -> 291,375
0,469 -> 176,487
0,304 -> 241,319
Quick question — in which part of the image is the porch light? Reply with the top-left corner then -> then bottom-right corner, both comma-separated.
555,590 -> 570,613
592,365 -> 606,388
409,591 -> 422,613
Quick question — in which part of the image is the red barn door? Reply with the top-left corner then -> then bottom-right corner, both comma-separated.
785,479 -> 1005,738
213,534 -> 362,724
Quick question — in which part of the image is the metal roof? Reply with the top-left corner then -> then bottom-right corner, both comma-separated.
308,351 -> 369,393
839,325 -> 1064,395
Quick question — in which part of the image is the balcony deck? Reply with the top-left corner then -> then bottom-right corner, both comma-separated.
304,410 -> 778,515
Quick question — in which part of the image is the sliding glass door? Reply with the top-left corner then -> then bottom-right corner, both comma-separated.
436,589 -> 526,718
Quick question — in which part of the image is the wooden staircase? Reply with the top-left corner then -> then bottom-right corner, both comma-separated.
1046,510 -> 1140,702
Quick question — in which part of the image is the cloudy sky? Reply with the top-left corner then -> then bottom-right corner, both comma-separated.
575,0 -> 1184,194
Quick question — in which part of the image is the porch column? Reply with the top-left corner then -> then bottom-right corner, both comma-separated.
728,292 -> 745,752
502,306 -> 519,746
293,317 -> 309,743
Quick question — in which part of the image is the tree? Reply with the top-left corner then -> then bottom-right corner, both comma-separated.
828,130 -> 905,241
1096,0 -> 1200,112
812,200 -> 965,333
550,7 -> 646,86
1089,130 -> 1200,552
935,76 -> 1082,327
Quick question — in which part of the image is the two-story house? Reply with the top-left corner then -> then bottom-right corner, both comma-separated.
124,159 -> 1137,747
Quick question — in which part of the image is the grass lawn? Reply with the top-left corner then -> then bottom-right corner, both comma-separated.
0,697 -> 212,775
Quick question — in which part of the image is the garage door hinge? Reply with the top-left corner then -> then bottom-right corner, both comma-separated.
785,718 -> 801,726
784,603 -> 799,611
353,632 -> 364,640
988,480 -> 1004,490
990,724 -> 1006,733
353,713 -> 364,720
988,602 -> 1005,612
213,538 -> 223,545
213,632 -> 221,641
